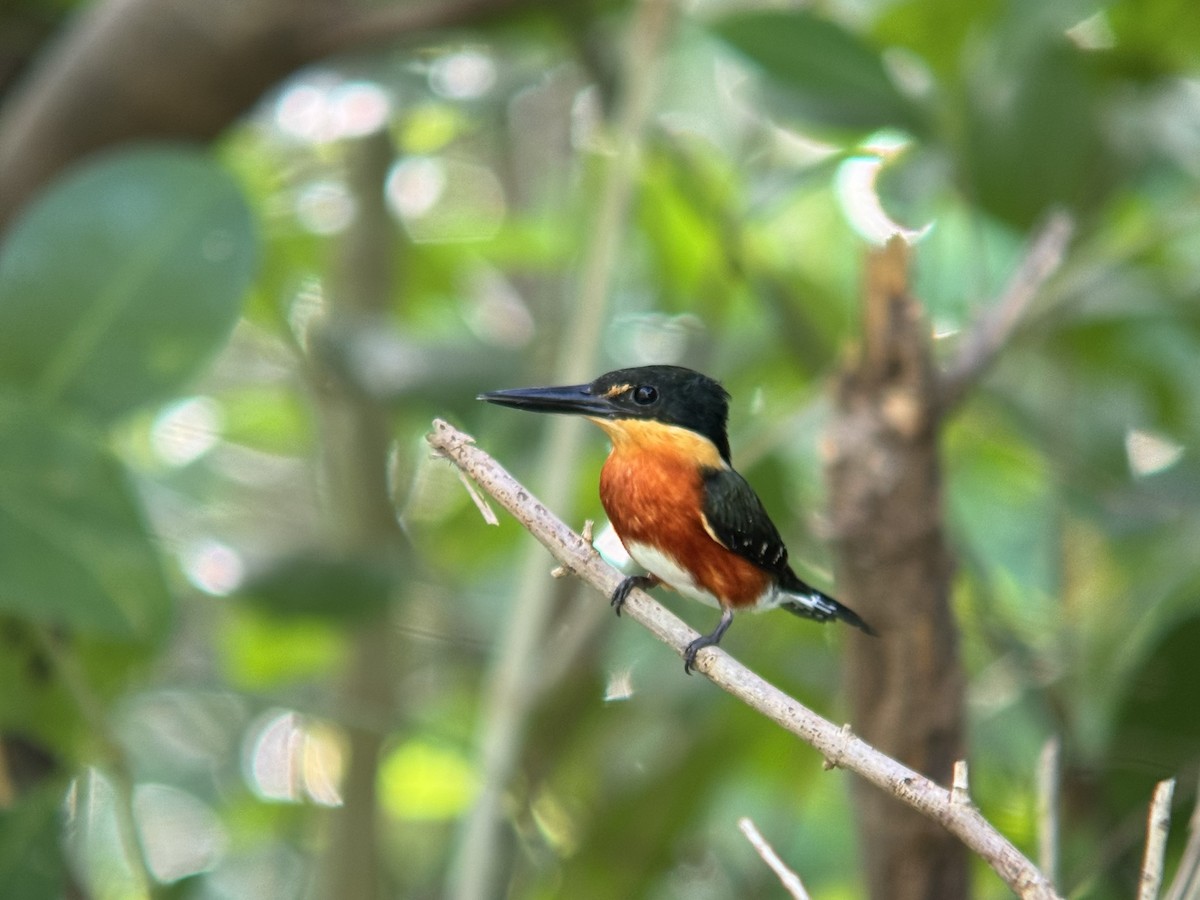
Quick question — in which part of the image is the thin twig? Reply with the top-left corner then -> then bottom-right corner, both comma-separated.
427,418 -> 1063,900
940,212 -> 1074,411
738,817 -> 812,900
1037,737 -> 1061,889
951,760 -> 971,807
1164,773 -> 1200,900
1140,779 -> 1177,900
456,468 -> 499,526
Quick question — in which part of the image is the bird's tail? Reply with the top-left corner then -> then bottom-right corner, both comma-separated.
780,575 -> 876,636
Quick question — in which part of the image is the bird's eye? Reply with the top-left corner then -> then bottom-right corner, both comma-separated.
632,385 -> 658,405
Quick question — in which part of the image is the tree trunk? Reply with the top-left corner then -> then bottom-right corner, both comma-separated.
826,238 -> 969,899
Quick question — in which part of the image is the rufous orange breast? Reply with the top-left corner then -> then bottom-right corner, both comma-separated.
593,418 -> 773,610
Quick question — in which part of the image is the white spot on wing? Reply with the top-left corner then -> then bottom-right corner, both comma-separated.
784,589 -> 838,618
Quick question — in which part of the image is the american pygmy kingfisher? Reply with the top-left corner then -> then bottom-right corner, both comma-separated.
480,365 -> 875,674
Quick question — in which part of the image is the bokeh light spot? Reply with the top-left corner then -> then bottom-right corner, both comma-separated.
379,739 -> 478,820
385,156 -> 446,220
295,180 -> 356,235
182,539 -> 245,596
429,49 -> 496,100
834,132 -> 933,246
134,783 -> 227,883
243,709 -> 344,807
330,80 -> 391,137
151,396 -> 222,467
1125,428 -> 1184,477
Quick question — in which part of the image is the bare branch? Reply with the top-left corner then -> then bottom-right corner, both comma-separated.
1037,737 -> 1061,889
738,817 -> 812,900
940,212 -> 1074,411
1164,773 -> 1200,900
427,418 -> 1062,900
1140,779 -> 1177,900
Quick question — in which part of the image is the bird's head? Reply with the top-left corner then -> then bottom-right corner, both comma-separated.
479,365 -> 732,464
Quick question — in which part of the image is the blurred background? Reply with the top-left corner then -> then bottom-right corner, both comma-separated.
0,0 -> 1198,897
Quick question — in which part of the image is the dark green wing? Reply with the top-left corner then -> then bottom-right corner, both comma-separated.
702,466 -> 877,634
700,467 -> 789,574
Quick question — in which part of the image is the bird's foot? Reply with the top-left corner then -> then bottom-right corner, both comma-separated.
682,636 -> 715,676
610,574 -> 658,616
682,608 -> 735,675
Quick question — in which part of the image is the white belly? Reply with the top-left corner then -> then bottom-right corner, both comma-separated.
624,539 -> 779,611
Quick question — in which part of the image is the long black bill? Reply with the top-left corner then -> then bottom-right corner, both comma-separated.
478,383 -> 614,417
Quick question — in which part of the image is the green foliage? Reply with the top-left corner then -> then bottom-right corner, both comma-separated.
237,554 -> 394,622
711,9 -> 926,134
0,144 -> 256,893
0,781 -> 67,899
0,395 -> 169,637
0,146 -> 255,423
0,145 -> 255,641
961,37 -> 1113,227
2,1 -> 1199,898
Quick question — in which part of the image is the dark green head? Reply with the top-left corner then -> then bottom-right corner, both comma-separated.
479,365 -> 733,462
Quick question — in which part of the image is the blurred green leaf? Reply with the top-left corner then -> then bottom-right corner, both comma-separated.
238,554 -> 393,622
379,739 -> 478,821
904,202 -> 1024,327
0,627 -> 76,751
0,145 -> 256,423
1108,614 -> 1200,796
946,415 -> 1057,610
961,40 -> 1111,227
1101,613 -> 1200,889
1107,0 -> 1200,75
0,395 -> 170,638
711,9 -> 925,133
221,607 -> 345,687
874,0 -> 1003,77
219,385 -> 312,456
0,780 -> 68,900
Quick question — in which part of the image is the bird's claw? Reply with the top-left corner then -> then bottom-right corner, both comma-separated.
683,643 -> 700,675
610,574 -> 655,618
610,579 -> 633,617
682,636 -> 712,675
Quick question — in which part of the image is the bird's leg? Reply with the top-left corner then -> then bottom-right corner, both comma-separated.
610,574 -> 660,616
683,607 -> 734,675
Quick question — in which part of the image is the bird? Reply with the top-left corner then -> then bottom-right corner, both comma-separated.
479,365 -> 875,674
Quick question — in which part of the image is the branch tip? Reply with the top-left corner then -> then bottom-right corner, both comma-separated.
738,816 -> 812,900
951,760 -> 971,807
940,212 -> 1074,410
1139,778 -> 1176,900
